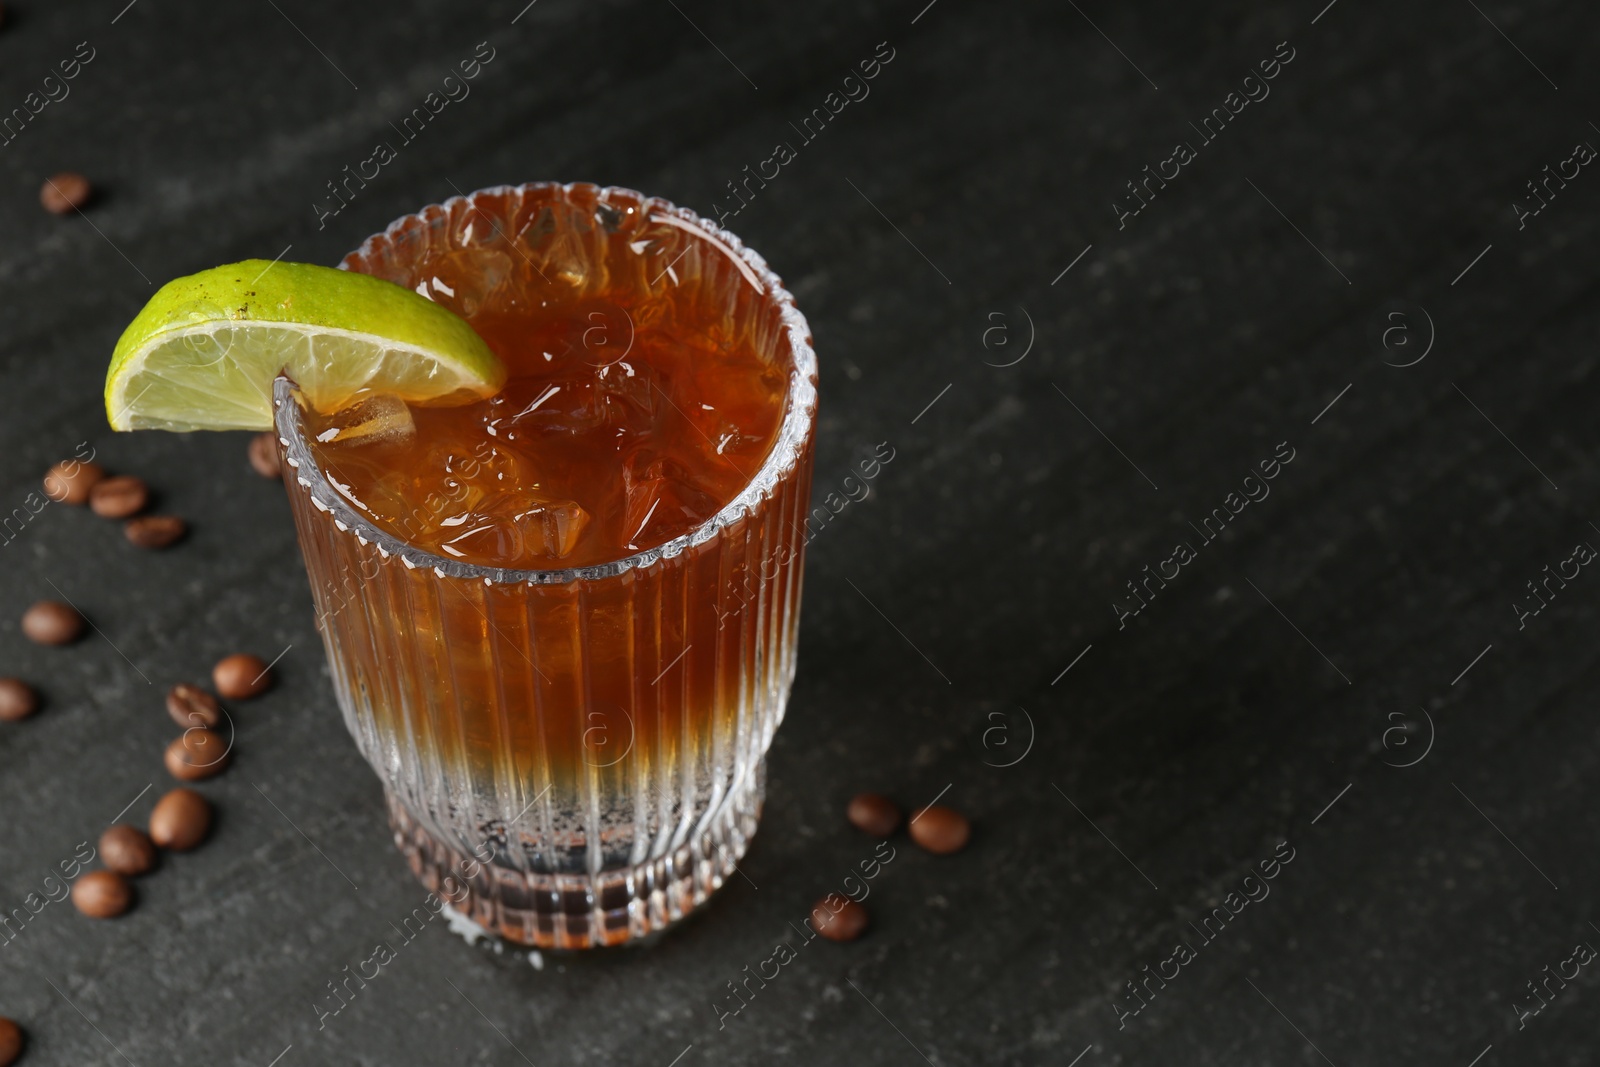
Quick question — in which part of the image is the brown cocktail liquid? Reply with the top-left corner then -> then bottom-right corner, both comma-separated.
306,264 -> 788,569
280,185 -> 816,947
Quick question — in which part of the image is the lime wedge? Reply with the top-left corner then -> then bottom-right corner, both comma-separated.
105,260 -> 505,431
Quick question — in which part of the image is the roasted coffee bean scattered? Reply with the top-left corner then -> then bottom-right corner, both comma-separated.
248,431 -> 282,479
214,653 -> 271,699
0,678 -> 38,722
22,600 -> 85,645
811,895 -> 869,942
71,869 -> 133,918
908,804 -> 970,855
124,514 -> 186,549
149,787 -> 211,851
40,171 -> 92,214
165,728 -> 230,780
42,458 -> 105,504
99,825 -> 157,877
166,683 -> 222,729
89,474 -> 149,518
847,792 -> 901,838
0,1016 -> 22,1067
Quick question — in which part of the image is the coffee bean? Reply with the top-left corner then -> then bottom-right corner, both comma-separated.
21,600 -> 85,645
124,514 -> 186,549
908,804 -> 970,855
40,171 -> 92,214
42,458 -> 105,504
99,825 -> 157,877
248,431 -> 282,479
166,683 -> 222,728
214,653 -> 271,699
89,474 -> 150,518
811,895 -> 869,942
149,787 -> 211,851
165,728 -> 230,780
0,678 -> 38,721
846,792 -> 901,838
71,869 -> 133,918
0,1016 -> 23,1067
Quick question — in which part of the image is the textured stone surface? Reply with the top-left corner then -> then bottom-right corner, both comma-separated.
2,0 -> 1597,1063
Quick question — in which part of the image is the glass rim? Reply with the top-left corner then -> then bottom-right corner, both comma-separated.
274,181 -> 818,586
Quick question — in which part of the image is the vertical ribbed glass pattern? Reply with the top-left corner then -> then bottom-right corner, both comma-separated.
274,184 -> 817,949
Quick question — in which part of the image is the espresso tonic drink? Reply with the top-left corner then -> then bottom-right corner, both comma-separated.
275,183 -> 817,948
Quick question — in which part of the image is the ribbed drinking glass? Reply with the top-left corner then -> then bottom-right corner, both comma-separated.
273,183 -> 817,948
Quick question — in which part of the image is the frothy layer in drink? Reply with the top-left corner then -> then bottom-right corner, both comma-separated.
305,196 -> 790,570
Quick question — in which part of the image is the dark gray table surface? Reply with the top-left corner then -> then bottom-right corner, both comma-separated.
3,0 -> 1598,1063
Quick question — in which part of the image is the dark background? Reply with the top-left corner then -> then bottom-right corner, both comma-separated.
2,0 -> 1597,1064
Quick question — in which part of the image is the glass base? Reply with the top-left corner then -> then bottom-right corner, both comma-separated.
385,764 -> 764,949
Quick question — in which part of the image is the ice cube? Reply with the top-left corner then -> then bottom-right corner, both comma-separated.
621,451 -> 718,550
306,394 -> 416,448
439,512 -> 522,563
383,436 -> 531,547
595,360 -> 659,432
413,436 -> 525,500
342,470 -> 413,519
496,360 -> 659,439
437,496 -> 590,563
512,499 -> 590,559
497,378 -> 602,436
